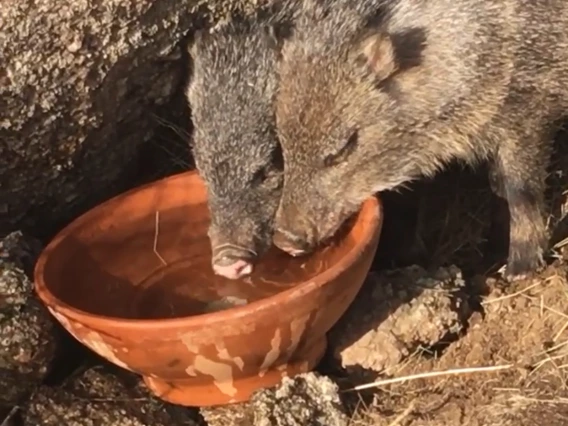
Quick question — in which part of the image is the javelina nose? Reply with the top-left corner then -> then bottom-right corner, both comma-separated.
211,245 -> 256,280
273,229 -> 311,256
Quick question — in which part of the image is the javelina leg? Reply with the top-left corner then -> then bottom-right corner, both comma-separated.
489,131 -> 550,281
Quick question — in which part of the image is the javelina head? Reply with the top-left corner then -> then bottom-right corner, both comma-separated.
187,12 -> 294,279
274,3 -> 420,254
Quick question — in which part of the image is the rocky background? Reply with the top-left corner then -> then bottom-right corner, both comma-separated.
1,0 -> 276,238
3,0 -> 568,425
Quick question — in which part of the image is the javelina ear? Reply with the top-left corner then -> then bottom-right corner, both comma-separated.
356,31 -> 397,80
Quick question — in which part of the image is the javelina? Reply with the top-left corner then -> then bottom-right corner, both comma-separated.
187,3 -> 297,279
273,0 -> 568,280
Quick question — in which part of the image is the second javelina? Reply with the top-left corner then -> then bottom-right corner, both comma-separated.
273,0 -> 568,280
187,3 -> 298,280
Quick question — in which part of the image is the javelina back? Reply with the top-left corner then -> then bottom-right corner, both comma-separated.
273,0 -> 568,280
187,3 -> 297,279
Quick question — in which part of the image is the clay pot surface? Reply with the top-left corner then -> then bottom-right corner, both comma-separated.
34,170 -> 383,407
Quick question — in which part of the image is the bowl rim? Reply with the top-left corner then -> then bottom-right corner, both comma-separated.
34,170 -> 383,331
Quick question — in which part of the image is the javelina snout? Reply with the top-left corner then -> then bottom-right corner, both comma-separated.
208,210 -> 273,279
198,151 -> 284,279
272,203 -> 316,256
187,4 -> 296,280
273,184 -> 350,256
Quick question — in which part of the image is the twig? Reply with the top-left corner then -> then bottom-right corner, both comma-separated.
493,387 -> 520,392
482,281 -> 544,305
508,395 -> 568,405
532,353 -> 568,372
554,236 -> 568,249
348,364 -> 514,392
552,321 -> 568,342
387,401 -> 415,426
1,406 -> 19,426
153,211 -> 167,266
536,340 -> 568,356
74,397 -> 150,402
521,294 -> 568,320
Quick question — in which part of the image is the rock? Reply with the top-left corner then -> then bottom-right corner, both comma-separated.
201,373 -> 349,426
329,265 -> 472,375
0,0 -> 274,235
252,373 -> 349,426
1,299 -> 58,405
0,232 -> 57,406
0,231 -> 42,306
0,231 -> 43,273
200,402 -> 254,426
22,367 -> 201,426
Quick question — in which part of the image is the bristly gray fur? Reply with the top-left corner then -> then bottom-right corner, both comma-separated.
186,0 -> 299,264
274,0 -> 568,280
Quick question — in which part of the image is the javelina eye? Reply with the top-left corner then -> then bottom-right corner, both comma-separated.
323,131 -> 359,167
251,167 -> 269,185
252,165 -> 282,190
251,146 -> 284,187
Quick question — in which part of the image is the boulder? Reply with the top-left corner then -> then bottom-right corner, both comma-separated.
1,0 -> 271,236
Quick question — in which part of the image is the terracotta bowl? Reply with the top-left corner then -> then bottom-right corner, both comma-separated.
34,170 -> 383,407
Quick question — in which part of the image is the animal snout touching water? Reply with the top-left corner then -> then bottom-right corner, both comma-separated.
206,209 -> 271,279
186,0 -> 298,279
272,200 -> 316,255
272,228 -> 310,256
272,188 -> 350,256
210,241 -> 257,280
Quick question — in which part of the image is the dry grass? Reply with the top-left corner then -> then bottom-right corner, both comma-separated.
346,268 -> 568,425
413,167 -> 494,269
1,406 -> 19,426
348,399 -> 416,426
350,364 -> 515,392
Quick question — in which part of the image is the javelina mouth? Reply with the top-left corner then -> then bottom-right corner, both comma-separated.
272,228 -> 314,256
212,258 -> 254,280
274,242 -> 313,257
211,245 -> 257,280
211,244 -> 257,266
285,248 -> 308,257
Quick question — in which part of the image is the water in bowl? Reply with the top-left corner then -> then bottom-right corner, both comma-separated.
132,243 -> 340,319
53,204 -> 353,320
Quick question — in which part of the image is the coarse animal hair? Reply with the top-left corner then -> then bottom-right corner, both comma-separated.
273,0 -> 568,280
186,0 -> 299,274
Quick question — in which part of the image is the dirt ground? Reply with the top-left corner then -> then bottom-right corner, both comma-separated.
345,263 -> 568,426
335,129 -> 568,426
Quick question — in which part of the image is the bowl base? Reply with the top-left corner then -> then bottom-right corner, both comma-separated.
142,337 -> 327,407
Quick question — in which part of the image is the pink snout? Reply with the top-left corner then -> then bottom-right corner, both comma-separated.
212,258 -> 253,280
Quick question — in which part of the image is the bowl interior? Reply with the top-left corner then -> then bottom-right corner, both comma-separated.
38,172 -> 369,321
